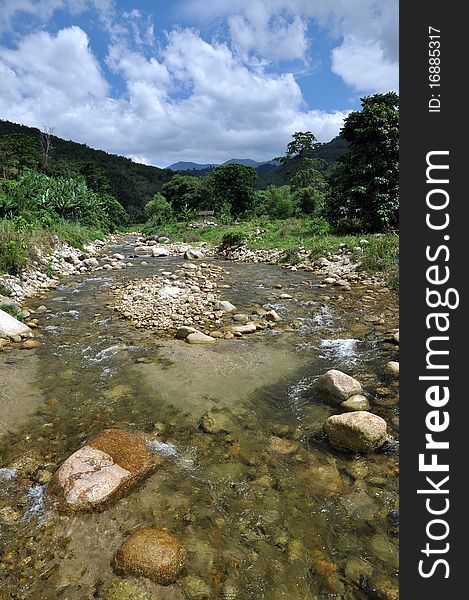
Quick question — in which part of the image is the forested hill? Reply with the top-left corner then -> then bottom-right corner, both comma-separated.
1,119 -> 348,216
0,120 -> 173,220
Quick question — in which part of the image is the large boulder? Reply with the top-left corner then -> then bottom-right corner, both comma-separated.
113,528 -> 186,585
0,309 -> 31,338
323,412 -> 387,453
152,247 -> 170,257
47,429 -> 160,511
316,369 -> 362,403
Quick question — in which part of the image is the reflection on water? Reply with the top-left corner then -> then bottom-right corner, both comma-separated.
0,243 -> 399,599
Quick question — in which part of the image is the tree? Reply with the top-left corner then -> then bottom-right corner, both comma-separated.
40,126 -> 55,166
144,193 -> 173,226
208,163 -> 257,216
0,134 -> 40,179
277,131 -> 327,192
327,92 -> 399,231
161,174 -> 204,214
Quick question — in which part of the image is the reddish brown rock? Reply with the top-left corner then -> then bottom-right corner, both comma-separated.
113,528 -> 186,585
47,429 -> 160,512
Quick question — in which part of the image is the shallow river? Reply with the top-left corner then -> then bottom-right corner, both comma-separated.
0,238 -> 399,599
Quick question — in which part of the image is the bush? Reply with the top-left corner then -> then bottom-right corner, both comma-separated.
219,232 -> 246,250
0,303 -> 26,322
144,193 -> 173,227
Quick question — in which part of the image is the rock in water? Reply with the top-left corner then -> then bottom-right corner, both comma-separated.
0,308 -> 31,338
113,528 -> 186,585
215,300 -> 237,313
185,331 -> 216,344
384,361 -> 399,378
340,394 -> 370,412
152,247 -> 170,257
316,369 -> 362,403
184,248 -> 204,260
47,429 -> 160,511
323,412 -> 387,453
175,326 -> 200,339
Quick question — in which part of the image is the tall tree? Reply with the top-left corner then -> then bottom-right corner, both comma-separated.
277,131 -> 326,191
327,92 -> 399,231
208,163 -> 257,216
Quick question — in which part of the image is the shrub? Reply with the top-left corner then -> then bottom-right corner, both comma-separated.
144,193 -> 173,227
219,232 -> 245,250
0,303 -> 26,322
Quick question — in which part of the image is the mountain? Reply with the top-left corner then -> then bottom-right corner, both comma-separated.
0,120 -> 173,220
169,158 -> 264,171
168,161 -> 216,171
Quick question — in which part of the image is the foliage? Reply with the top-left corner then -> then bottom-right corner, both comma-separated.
219,232 -> 246,249
208,163 -> 257,216
0,303 -> 26,322
161,175 -> 204,214
292,186 -> 324,215
263,186 -> 296,219
327,92 -> 399,232
144,193 -> 173,227
358,234 -> 399,290
0,220 -> 31,274
0,133 -> 40,179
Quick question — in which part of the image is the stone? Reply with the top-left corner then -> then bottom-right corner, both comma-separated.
113,528 -> 186,585
323,277 -> 337,285
0,309 -> 31,338
220,323 -> 257,334
22,339 -> 41,349
185,331 -> 216,344
323,411 -> 388,453
269,437 -> 299,455
47,428 -> 160,511
344,557 -> 373,586
184,248 -> 204,260
200,411 -> 231,434
101,580 -> 149,600
180,575 -> 211,599
384,361 -> 399,377
157,236 -> 170,244
215,300 -> 237,312
84,257 -> 99,268
112,253 -> 125,261
264,310 -> 281,322
152,247 -> 170,257
175,326 -> 200,339
316,369 -> 363,403
340,394 -> 370,412
393,330 -> 399,344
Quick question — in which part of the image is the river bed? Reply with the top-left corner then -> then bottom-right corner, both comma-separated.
0,238 -> 399,599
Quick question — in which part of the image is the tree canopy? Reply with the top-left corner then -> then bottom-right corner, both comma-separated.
327,92 -> 399,231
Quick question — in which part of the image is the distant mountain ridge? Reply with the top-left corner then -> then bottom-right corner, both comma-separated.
169,157 -> 269,171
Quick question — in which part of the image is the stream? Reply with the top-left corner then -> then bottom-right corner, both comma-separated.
0,237 -> 399,599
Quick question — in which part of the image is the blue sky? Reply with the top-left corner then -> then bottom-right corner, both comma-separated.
0,0 -> 398,167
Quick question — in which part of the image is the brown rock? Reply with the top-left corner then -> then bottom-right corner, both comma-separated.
22,339 -> 41,349
323,412 -> 387,453
113,528 -> 186,585
316,369 -> 362,403
384,361 -> 399,378
47,429 -> 160,511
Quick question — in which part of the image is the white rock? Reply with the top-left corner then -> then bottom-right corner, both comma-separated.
215,301 -> 237,313
152,247 -> 170,257
316,369 -> 363,403
0,309 -> 31,338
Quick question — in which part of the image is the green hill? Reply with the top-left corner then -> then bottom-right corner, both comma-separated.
0,120 -> 173,220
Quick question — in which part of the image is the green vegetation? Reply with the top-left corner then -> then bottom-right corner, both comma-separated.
326,92 -> 399,232
0,303 -> 26,322
1,92 -> 398,286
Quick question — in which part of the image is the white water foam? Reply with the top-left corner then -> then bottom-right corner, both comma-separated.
0,467 -> 16,481
319,338 -> 360,365
147,440 -> 178,457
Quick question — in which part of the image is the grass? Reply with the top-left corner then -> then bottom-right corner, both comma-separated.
149,217 -> 400,290
0,218 -> 104,276
0,303 -> 26,322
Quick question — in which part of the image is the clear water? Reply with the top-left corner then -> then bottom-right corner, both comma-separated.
0,237 -> 399,599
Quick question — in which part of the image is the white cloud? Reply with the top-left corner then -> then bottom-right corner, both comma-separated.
180,0 -> 398,93
0,25 -> 348,166
331,36 -> 398,93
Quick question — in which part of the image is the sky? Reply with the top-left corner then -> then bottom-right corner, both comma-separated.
0,0 -> 398,167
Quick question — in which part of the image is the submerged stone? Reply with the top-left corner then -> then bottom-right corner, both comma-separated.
113,528 -> 186,585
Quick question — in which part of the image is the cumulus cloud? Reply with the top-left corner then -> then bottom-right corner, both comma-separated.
180,0 -> 398,93
0,24 -> 347,166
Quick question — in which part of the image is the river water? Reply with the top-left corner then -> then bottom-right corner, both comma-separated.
0,239 -> 399,599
